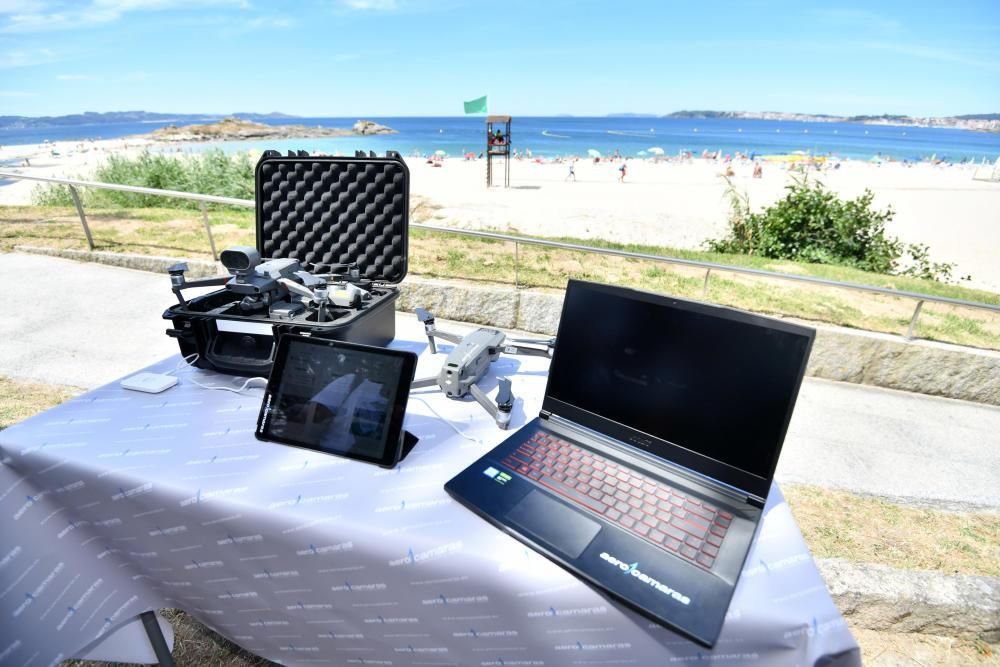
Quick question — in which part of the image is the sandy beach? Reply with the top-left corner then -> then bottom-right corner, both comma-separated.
2,139 -> 998,292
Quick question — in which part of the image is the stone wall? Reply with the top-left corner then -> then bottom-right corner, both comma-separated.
19,247 -> 999,406
398,277 -> 1000,407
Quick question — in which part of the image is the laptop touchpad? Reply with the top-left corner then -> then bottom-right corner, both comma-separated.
506,490 -> 601,559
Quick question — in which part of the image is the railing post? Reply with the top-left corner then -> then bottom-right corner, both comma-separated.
514,241 -> 520,290
200,201 -> 218,261
67,185 -> 94,251
702,268 -> 712,297
905,300 -> 924,340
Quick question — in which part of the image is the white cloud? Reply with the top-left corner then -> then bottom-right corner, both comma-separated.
225,15 -> 295,33
341,0 -> 397,10
863,41 -> 1000,72
0,47 -> 59,68
814,8 -> 901,35
0,0 -> 48,12
1,0 -> 251,33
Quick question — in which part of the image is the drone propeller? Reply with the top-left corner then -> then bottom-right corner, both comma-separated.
415,308 -> 438,353
496,377 -> 514,410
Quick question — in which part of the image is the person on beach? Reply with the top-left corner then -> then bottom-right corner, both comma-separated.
753,161 -> 762,178
618,161 -> 627,183
566,163 -> 576,181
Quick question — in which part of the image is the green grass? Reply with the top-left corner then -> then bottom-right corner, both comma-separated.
784,484 -> 1000,577
537,234 -> 1000,305
2,204 -> 997,350
0,376 -> 79,430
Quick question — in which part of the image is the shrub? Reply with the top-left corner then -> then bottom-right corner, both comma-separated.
31,150 -> 255,210
709,173 -> 960,282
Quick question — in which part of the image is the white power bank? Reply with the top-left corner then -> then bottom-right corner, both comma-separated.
121,372 -> 178,394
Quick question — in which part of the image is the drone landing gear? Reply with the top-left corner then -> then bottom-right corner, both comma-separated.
469,379 -> 514,430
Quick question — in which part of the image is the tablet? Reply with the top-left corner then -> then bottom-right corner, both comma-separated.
256,334 -> 417,467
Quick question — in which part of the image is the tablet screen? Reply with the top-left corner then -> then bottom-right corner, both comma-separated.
257,335 -> 416,466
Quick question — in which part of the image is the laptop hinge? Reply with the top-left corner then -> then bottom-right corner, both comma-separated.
545,414 -> 756,508
539,409 -> 552,419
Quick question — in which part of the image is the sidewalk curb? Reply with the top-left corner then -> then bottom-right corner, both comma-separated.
816,558 -> 1000,641
15,246 -> 1000,407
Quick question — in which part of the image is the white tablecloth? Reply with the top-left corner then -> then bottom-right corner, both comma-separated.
0,319 -> 859,666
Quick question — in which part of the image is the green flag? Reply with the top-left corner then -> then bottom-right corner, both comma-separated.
463,95 -> 488,114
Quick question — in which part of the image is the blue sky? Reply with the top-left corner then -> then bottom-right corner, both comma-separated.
1,0 -> 998,117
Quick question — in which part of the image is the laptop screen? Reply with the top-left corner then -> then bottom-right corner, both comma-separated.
544,281 -> 813,491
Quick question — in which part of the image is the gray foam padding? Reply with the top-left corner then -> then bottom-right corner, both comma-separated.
256,157 -> 409,282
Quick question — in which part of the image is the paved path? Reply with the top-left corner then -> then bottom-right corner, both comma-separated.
2,252 -> 998,511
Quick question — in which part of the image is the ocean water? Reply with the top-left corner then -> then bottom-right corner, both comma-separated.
2,116 -> 999,162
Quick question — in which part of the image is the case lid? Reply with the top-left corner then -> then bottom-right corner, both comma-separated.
255,151 -> 409,283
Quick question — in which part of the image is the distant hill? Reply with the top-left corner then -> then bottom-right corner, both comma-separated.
665,110 -> 999,132
665,110 -> 740,119
955,113 -> 1000,121
0,110 -> 299,130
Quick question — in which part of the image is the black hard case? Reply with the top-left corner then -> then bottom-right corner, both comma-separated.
163,151 -> 409,376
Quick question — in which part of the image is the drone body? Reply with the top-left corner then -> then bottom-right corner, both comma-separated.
166,246 -> 374,323
438,328 -> 506,398
410,309 -> 554,429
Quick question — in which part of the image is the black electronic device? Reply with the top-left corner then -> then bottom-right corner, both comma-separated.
163,150 -> 409,376
256,334 -> 418,468
445,279 -> 815,647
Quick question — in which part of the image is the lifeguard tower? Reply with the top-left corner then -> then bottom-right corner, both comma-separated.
486,115 -> 511,188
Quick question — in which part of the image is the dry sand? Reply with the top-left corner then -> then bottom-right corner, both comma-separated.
2,140 -> 998,292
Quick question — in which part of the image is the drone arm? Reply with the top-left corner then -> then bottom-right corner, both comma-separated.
469,380 -> 514,430
415,308 -> 461,354
468,384 -> 500,422
428,328 -> 463,346
410,376 -> 439,390
277,278 -> 317,300
177,275 -> 228,289
500,343 -> 552,358
168,268 -> 228,306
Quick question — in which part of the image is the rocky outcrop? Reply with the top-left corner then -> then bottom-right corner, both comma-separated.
352,120 -> 396,135
144,117 -> 396,142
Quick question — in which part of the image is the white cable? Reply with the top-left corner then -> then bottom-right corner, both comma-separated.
186,375 -> 268,394
167,352 -> 201,375
171,352 -> 267,394
410,396 -> 481,444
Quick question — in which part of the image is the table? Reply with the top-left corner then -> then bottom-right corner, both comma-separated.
1,319 -> 859,666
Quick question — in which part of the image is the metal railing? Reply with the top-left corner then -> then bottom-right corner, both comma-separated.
2,170 -> 998,340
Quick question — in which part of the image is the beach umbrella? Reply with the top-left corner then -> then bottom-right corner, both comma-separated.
434,149 -> 447,156
647,147 -> 665,155
587,149 -> 601,158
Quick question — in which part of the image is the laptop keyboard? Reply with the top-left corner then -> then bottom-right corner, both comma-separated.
500,432 -> 732,571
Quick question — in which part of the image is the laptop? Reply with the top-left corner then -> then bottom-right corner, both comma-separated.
444,279 -> 815,647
